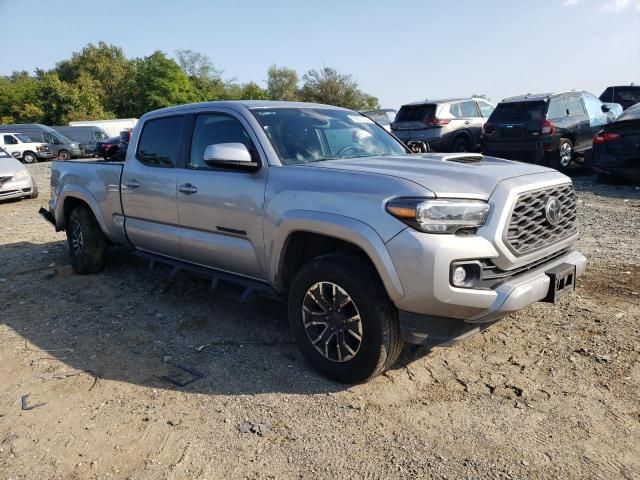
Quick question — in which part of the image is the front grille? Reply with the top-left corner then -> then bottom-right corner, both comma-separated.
505,183 -> 578,255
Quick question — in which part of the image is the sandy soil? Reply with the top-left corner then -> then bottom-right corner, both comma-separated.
0,163 -> 639,479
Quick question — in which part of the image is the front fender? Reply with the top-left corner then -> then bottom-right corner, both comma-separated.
267,210 -> 405,301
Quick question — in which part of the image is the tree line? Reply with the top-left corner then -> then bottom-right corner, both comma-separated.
0,42 -> 379,126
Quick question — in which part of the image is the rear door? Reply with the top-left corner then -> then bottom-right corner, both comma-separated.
175,110 -> 268,279
457,100 -> 484,148
120,115 -> 186,257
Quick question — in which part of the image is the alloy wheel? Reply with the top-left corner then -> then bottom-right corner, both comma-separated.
70,220 -> 84,260
559,142 -> 572,167
302,282 -> 363,363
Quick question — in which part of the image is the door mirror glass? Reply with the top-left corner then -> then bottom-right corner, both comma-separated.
203,142 -> 258,169
601,104 -> 610,113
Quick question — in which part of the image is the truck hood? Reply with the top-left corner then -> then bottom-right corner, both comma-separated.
303,153 -> 558,199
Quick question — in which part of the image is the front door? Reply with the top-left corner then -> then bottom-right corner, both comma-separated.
120,115 -> 186,258
176,111 -> 268,280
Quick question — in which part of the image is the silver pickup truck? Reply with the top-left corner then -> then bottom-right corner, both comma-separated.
43,100 -> 586,383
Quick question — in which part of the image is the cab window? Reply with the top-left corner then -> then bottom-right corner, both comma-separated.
189,113 -> 258,169
136,116 -> 185,167
3,135 -> 17,145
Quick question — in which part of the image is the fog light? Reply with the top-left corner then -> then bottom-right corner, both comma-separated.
452,266 -> 467,286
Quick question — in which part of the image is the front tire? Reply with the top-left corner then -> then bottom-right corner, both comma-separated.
57,150 -> 71,160
22,151 -> 37,164
30,182 -> 39,199
66,206 -> 108,274
288,254 -> 403,383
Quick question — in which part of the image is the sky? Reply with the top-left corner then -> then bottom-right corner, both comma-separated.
0,0 -> 638,109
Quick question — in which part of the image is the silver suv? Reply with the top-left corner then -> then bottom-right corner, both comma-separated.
44,101 -> 585,383
392,97 -> 495,153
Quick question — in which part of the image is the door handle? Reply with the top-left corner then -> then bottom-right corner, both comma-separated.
125,179 -> 140,189
178,183 -> 198,194
464,120 -> 471,125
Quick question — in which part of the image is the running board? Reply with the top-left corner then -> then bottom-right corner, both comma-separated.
133,251 -> 283,304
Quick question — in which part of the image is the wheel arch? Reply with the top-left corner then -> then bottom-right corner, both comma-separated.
268,211 -> 405,301
56,188 -> 109,238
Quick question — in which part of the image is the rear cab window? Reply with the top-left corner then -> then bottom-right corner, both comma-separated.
614,87 -> 640,106
136,116 -> 185,167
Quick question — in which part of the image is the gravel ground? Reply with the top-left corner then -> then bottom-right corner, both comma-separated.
0,162 -> 639,479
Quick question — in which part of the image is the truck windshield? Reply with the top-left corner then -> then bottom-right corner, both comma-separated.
15,134 -> 32,143
251,108 -> 407,165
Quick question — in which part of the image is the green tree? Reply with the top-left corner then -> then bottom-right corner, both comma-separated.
300,67 -> 378,110
266,65 -> 299,101
134,51 -> 196,114
175,49 -> 225,102
55,42 -> 137,117
0,72 -> 42,124
240,81 -> 269,100
34,72 -> 79,125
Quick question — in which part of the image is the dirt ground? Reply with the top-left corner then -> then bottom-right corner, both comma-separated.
1,162 -> 639,479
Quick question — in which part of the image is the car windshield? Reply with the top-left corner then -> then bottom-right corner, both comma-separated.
251,108 -> 407,165
15,133 -> 32,143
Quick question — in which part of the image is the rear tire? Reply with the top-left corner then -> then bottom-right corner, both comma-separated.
451,135 -> 471,153
22,151 -> 37,164
288,254 -> 404,383
550,138 -> 573,171
66,206 -> 108,274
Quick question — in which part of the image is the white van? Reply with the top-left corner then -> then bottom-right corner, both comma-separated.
0,133 -> 53,164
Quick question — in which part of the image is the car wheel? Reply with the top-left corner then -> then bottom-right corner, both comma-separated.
57,150 -> 71,160
66,206 -> 108,274
22,151 -> 37,164
551,138 -> 573,171
288,254 -> 404,383
30,182 -> 39,199
451,136 -> 471,153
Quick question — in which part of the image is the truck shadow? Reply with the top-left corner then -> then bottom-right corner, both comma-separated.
0,240 -> 430,395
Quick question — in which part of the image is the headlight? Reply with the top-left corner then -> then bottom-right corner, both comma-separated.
13,169 -> 31,180
386,198 -> 490,234
70,143 -> 78,148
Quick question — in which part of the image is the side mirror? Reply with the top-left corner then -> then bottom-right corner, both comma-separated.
203,143 -> 259,169
601,104 -> 611,113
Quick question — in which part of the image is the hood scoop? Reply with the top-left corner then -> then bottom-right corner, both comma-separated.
440,153 -> 484,164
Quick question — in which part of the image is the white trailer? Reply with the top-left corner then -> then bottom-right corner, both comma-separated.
68,118 -> 138,137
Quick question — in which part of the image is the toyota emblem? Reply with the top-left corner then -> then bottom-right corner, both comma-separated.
545,197 -> 561,225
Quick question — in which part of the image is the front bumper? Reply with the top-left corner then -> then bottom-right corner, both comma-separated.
386,228 -> 586,345
36,151 -> 54,159
0,176 -> 35,201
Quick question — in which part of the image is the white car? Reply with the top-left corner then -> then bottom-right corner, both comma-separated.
0,132 -> 53,164
0,146 -> 38,201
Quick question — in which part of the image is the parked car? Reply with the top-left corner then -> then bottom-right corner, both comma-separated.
360,109 -> 397,131
599,85 -> 640,111
0,132 -> 52,163
0,146 -> 38,201
589,102 -> 640,182
0,124 -> 84,159
42,100 -> 585,383
391,98 -> 495,153
482,91 -> 616,171
53,125 -> 110,156
95,130 -> 131,161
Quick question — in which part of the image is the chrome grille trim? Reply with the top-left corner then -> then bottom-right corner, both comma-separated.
504,183 -> 578,256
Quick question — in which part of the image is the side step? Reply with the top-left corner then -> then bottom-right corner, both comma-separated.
133,250 -> 283,304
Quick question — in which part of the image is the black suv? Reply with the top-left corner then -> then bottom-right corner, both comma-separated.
599,85 -> 640,111
482,91 -> 614,171
391,97 -> 495,153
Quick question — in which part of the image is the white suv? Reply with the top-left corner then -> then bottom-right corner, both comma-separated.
0,133 -> 53,164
